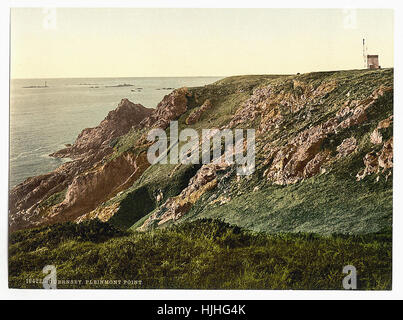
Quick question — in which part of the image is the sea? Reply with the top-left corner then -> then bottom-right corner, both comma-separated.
9,77 -> 222,189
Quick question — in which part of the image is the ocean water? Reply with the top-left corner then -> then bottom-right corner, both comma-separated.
9,77 -> 222,189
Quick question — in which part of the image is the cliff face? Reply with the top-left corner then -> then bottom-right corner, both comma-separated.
139,87 -> 190,129
9,87 -> 195,232
9,69 -> 393,234
9,99 -> 153,231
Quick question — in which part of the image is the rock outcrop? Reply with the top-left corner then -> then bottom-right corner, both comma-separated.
262,86 -> 392,185
9,99 -> 153,231
370,115 -> 393,145
336,137 -> 357,158
185,99 -> 212,125
140,87 -> 190,130
356,115 -> 393,181
356,137 -> 393,181
46,151 -> 150,225
139,161 -> 228,230
229,79 -> 337,132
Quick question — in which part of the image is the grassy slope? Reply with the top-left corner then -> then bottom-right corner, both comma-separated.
9,219 -> 391,289
185,170 -> 392,234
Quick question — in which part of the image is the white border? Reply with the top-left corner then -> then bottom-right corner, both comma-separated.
1,0 -> 402,300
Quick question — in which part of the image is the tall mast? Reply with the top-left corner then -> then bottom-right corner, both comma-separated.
363,38 -> 366,68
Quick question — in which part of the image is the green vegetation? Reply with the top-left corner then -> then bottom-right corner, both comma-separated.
39,188 -> 67,209
9,219 -> 391,289
104,163 -> 202,229
107,127 -> 148,161
184,166 -> 392,234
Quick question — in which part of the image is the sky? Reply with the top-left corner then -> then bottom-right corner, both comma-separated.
10,8 -> 394,79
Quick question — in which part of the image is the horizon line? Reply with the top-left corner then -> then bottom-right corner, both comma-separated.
10,75 -> 227,80
10,67 -> 394,81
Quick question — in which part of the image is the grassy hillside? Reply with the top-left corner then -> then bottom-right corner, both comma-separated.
184,170 -> 392,234
9,219 -> 391,289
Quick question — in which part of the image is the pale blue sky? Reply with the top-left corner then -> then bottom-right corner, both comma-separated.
11,8 -> 393,78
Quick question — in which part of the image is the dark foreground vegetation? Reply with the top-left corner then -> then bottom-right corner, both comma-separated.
9,219 -> 391,290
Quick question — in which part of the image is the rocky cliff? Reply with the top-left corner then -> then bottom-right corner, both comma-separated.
9,99 -> 153,231
9,69 -> 393,235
